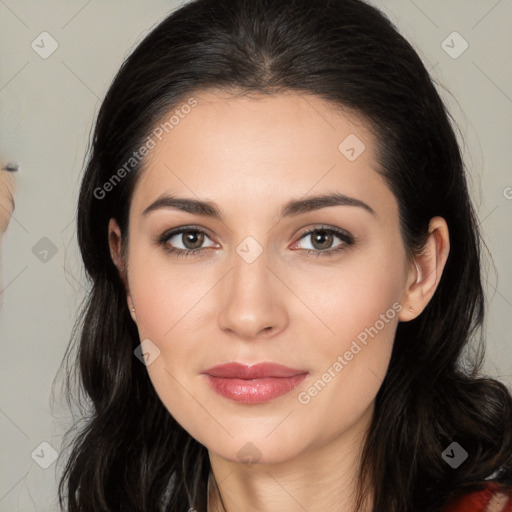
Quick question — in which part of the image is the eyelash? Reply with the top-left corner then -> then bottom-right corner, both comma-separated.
156,225 -> 356,259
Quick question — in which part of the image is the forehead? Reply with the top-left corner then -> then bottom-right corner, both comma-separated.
131,90 -> 395,219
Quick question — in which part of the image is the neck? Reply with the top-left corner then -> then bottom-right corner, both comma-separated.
207,404 -> 374,512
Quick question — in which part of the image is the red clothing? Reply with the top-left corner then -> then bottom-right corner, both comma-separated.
442,483 -> 512,512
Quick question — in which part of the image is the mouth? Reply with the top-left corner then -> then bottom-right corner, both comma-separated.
201,362 -> 309,404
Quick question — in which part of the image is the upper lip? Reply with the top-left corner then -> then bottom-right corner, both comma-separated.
202,362 -> 308,379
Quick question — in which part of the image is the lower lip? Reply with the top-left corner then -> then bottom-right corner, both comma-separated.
204,374 -> 308,404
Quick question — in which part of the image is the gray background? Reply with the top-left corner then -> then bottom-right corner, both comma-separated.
0,1 -> 511,510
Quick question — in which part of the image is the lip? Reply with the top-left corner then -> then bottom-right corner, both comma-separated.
202,362 -> 307,379
202,362 -> 309,404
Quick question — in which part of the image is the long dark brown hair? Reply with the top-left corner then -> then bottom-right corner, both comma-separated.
54,0 -> 512,510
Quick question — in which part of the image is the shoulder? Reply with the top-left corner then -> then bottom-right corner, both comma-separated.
441,482 -> 512,512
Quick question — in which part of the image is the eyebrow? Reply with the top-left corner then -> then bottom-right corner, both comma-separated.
142,192 -> 376,219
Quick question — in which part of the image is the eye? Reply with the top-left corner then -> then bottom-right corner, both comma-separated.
292,226 -> 355,257
157,225 -> 356,259
157,226 -> 217,257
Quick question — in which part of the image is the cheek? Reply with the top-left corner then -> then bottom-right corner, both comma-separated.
291,244 -> 404,344
128,246 -> 215,342
295,280 -> 399,442
127,249 -> 208,434
291,245 -> 403,410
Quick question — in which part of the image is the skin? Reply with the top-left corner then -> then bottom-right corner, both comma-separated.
0,168 -> 16,233
0,165 -> 17,310
109,90 -> 450,512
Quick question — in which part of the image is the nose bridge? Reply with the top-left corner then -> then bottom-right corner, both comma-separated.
217,234 -> 285,338
232,236 -> 269,295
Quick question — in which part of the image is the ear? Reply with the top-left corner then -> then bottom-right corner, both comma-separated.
108,218 -> 136,319
398,216 -> 450,322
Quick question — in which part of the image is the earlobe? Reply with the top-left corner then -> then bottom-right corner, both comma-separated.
127,294 -> 137,321
398,217 -> 450,321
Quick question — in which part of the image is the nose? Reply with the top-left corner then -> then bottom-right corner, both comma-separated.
217,244 -> 288,341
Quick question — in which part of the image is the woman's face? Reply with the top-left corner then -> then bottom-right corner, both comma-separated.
110,90 -> 418,465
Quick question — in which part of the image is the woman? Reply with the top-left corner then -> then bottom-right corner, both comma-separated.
56,0 -> 512,510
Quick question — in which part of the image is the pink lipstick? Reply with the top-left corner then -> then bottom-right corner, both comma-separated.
202,362 -> 309,404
